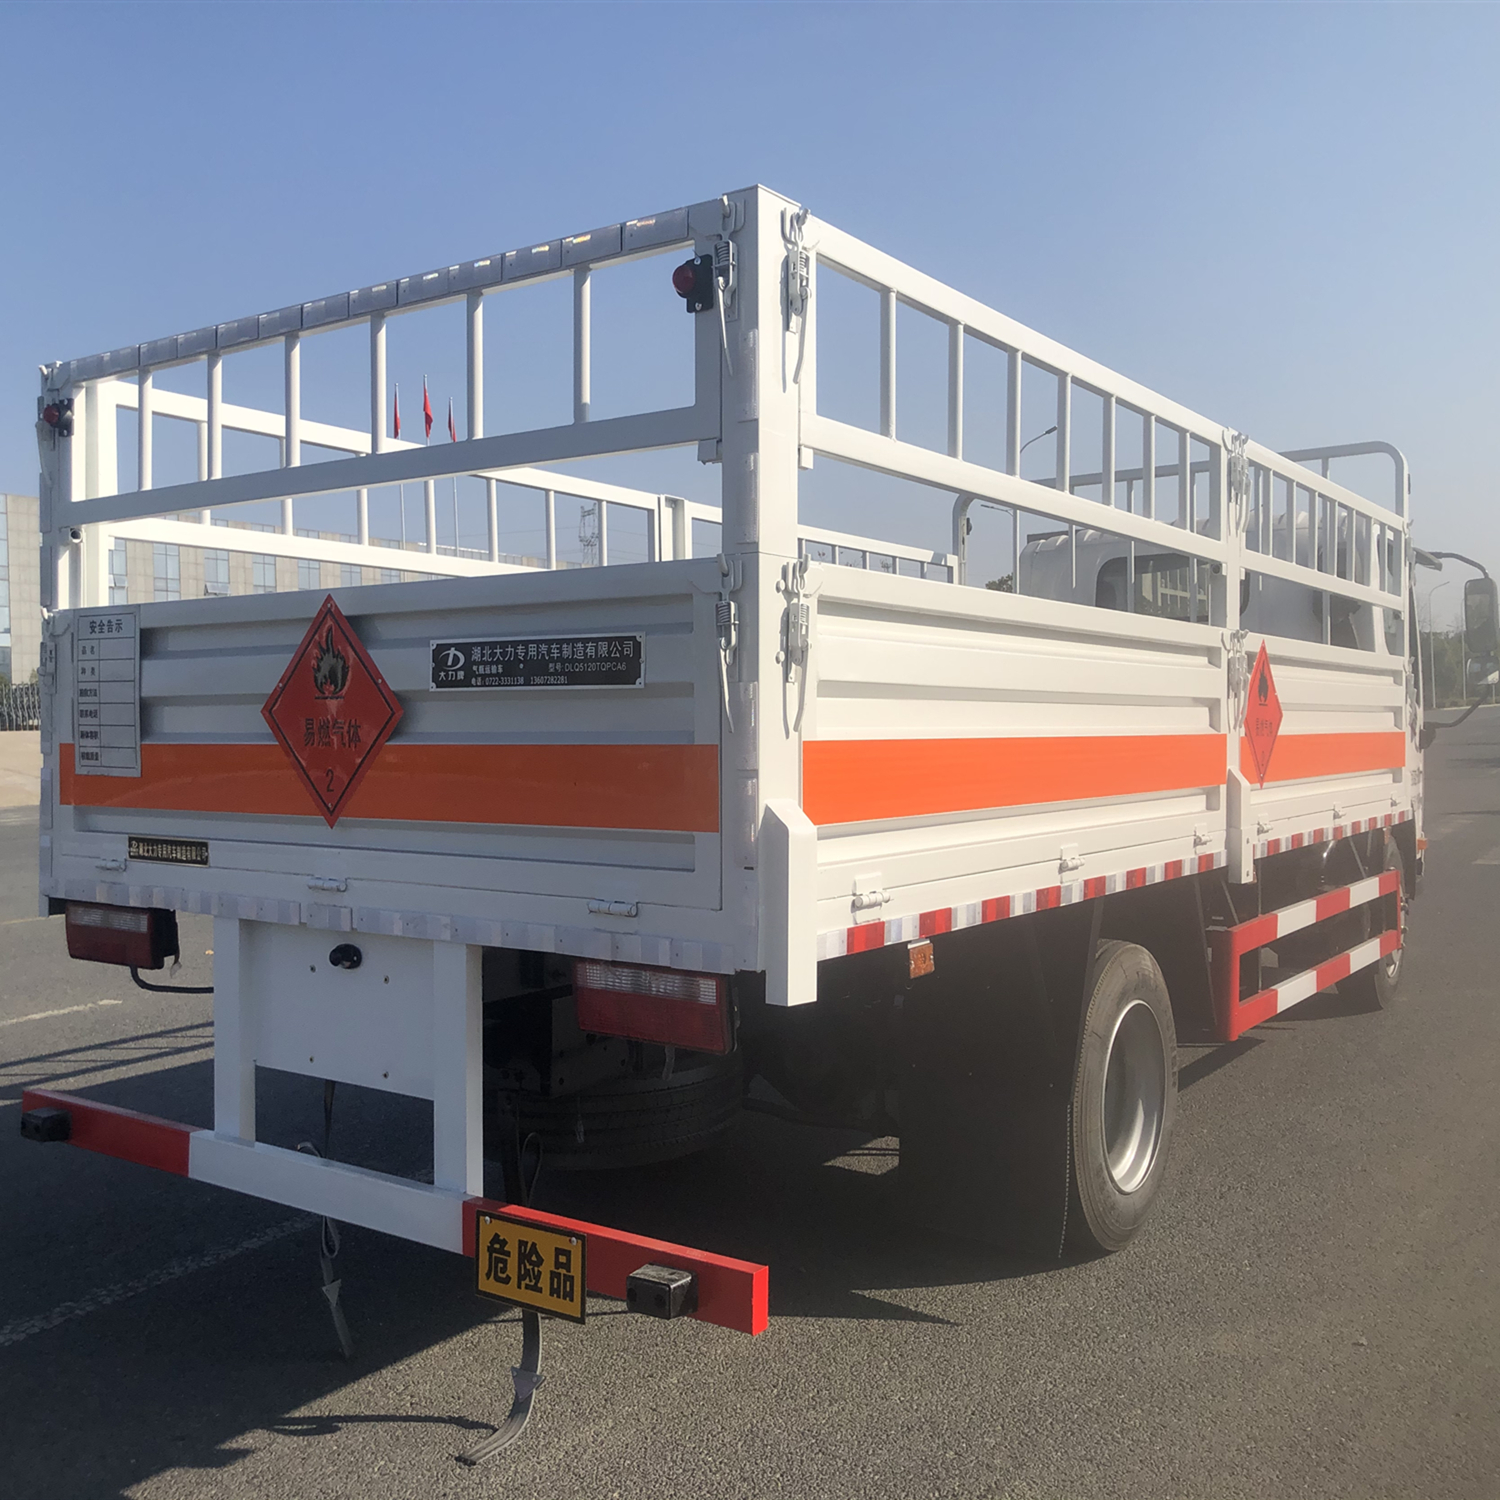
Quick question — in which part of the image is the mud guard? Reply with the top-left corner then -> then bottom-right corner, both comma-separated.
898,901 -> 1100,1259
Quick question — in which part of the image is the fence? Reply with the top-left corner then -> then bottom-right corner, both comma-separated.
0,682 -> 40,732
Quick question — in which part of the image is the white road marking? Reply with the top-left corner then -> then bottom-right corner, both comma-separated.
0,1216 -> 311,1348
1475,847 -> 1500,866
0,999 -> 123,1028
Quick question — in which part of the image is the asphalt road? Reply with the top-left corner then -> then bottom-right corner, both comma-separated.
1,717 -> 1497,1500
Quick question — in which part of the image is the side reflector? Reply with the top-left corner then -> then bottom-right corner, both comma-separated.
65,902 -> 178,970
573,960 -> 731,1055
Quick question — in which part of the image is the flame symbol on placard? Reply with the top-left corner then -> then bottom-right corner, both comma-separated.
311,628 -> 349,698
1257,670 -> 1269,705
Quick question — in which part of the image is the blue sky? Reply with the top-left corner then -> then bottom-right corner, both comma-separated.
2,2 -> 1495,619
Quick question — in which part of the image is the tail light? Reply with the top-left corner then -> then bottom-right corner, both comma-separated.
65,902 -> 179,970
573,960 -> 731,1055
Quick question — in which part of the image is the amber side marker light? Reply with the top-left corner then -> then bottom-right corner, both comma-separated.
65,902 -> 179,970
573,959 -> 731,1054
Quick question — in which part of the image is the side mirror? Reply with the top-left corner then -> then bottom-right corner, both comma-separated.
1463,576 -> 1499,660
1419,724 -> 1437,752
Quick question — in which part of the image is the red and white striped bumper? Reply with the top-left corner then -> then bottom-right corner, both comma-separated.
1210,867 -> 1402,1042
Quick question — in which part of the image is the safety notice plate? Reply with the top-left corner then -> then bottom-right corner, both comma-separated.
430,634 -> 643,690
474,1211 -> 586,1323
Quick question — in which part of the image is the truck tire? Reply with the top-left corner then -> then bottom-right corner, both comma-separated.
1067,940 -> 1177,1254
1339,836 -> 1406,1011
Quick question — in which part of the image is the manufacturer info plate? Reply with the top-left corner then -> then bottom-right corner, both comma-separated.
128,835 -> 209,866
474,1211 -> 586,1323
430,634 -> 643,690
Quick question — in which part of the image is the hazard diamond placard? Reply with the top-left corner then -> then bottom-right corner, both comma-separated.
1244,641 -> 1283,788
261,596 -> 403,826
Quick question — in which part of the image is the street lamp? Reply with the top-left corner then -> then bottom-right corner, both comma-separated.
1426,580 -> 1452,708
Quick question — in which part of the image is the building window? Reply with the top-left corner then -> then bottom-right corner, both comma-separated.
297,558 -> 321,591
380,569 -> 402,585
251,554 -> 277,594
203,548 -> 230,598
109,539 -> 128,605
340,564 -> 362,588
152,542 -> 180,602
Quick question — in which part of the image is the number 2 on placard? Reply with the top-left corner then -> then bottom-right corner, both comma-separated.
325,768 -> 335,793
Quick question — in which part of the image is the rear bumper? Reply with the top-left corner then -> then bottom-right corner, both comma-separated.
20,1087 -> 768,1336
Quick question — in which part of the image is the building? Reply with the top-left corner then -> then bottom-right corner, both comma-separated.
105,525 -> 444,607
0,493 -> 41,686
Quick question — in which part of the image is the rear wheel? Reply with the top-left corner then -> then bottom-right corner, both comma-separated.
1067,940 -> 1178,1253
1340,836 -> 1406,1011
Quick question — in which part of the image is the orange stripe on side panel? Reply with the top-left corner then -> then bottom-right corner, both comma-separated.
1238,731 -> 1405,785
802,734 -> 1226,827
58,742 -> 720,833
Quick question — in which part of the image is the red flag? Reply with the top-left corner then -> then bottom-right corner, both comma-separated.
447,397 -> 457,443
392,384 -> 400,440
422,377 -> 433,441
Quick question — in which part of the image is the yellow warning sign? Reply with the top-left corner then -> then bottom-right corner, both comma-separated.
475,1212 -> 586,1324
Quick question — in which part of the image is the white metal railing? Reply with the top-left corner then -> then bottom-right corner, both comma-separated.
39,198 -> 742,608
796,213 -> 1408,621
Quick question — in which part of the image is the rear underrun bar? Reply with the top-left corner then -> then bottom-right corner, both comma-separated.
19,1088 -> 768,1336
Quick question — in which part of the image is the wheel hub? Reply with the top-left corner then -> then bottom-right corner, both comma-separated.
1101,999 -> 1167,1195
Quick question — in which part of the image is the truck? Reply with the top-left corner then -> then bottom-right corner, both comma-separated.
21,184 -> 1446,1449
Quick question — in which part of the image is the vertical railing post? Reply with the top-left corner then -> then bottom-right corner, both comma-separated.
1006,349 -> 1022,476
424,480 -> 437,555
573,268 -> 591,424
947,322 -> 963,460
364,312 -> 385,550
282,332 -> 300,536
1178,427 -> 1192,531
467,292 -> 484,441
1101,393 -> 1115,509
879,289 -> 897,439
137,369 -> 153,492
486,479 -> 498,563
545,489 -> 557,569
598,501 -> 609,567
1141,414 -> 1155,520
196,420 -> 210,525
207,351 -> 223,480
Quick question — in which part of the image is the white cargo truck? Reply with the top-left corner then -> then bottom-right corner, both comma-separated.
23,187 -> 1430,1440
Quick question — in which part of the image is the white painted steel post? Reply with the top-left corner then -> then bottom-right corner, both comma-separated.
573,267 -> 591,424
283,333 -> 300,536
211,917 -> 255,1141
598,501 -> 609,567
947,322 -> 964,460
1101,393 -> 1115,508
431,942 -> 483,1195
1006,349 -> 1022,475
486,478 -> 498,562
370,314 -> 387,453
424,480 -> 437,555
137,369 -> 153,491
879,288 -> 897,439
1054,373 -> 1071,494
207,352 -> 223,481
466,292 -> 484,440
1178,427 -> 1192,530
357,491 -> 370,547
1141,414 -> 1155,519
197,421 -> 210,524
545,489 -> 557,568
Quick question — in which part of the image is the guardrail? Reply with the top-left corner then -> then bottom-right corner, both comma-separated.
0,682 -> 40,732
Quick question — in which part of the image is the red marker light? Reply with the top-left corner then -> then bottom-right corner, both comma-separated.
672,260 -> 698,298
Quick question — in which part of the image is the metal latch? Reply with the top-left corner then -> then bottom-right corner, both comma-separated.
1059,844 -> 1085,875
307,876 -> 348,893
